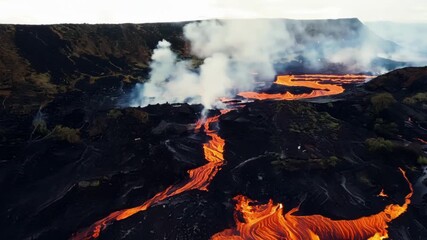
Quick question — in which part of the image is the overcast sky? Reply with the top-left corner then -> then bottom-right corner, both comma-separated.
0,0 -> 426,24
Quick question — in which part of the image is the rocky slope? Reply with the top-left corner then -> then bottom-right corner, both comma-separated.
0,64 -> 427,239
1,20 -> 426,240
0,23 -> 187,114
0,19 -> 408,114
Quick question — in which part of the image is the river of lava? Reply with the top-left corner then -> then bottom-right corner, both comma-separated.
238,74 -> 373,100
212,168 -> 413,240
72,112 -> 228,240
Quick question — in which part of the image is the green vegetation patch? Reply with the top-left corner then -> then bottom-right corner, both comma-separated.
417,156 -> 427,165
365,137 -> 395,152
53,125 -> 81,143
370,93 -> 396,113
373,118 -> 398,137
287,103 -> 340,135
403,92 -> 427,105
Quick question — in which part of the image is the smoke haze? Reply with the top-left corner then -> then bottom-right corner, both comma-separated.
131,20 -> 293,109
131,19 -> 427,110
366,21 -> 427,61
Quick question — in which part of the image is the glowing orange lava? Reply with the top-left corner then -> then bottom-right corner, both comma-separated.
72,112 -> 227,240
238,74 -> 373,100
212,168 -> 413,240
377,189 -> 389,198
73,72 -> 414,240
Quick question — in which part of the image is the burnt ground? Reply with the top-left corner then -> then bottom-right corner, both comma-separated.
0,66 -> 427,239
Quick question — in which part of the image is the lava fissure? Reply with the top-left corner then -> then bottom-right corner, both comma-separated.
72,112 -> 227,239
212,168 -> 413,240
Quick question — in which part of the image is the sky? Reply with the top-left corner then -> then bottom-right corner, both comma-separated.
0,0 -> 426,24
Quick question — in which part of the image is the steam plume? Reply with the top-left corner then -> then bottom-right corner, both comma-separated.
130,19 -> 427,110
131,20 -> 292,110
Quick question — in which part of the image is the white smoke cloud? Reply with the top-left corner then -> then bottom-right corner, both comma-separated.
131,19 -> 294,110
280,19 -> 406,73
131,19 -> 427,110
130,40 -> 201,107
366,21 -> 427,63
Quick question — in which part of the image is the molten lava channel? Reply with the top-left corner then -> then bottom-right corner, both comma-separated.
72,112 -> 228,240
238,74 -> 373,100
72,73 -> 413,240
212,168 -> 413,240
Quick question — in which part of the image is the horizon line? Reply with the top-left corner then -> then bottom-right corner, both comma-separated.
1,17 -> 426,25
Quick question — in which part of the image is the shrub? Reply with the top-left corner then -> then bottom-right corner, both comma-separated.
403,92 -> 427,105
370,93 -> 396,113
54,125 -> 81,143
365,137 -> 395,152
325,156 -> 339,167
107,109 -> 123,119
374,118 -> 398,136
126,109 -> 149,123
417,156 -> 427,165
287,103 -> 340,135
30,72 -> 58,96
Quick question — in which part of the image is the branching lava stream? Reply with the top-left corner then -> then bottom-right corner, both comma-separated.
73,74 -> 414,240
72,111 -> 229,240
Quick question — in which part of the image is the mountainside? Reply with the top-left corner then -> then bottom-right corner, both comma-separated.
0,23 -> 187,114
0,19 -> 410,114
285,18 -> 398,53
1,19 -> 427,240
1,64 -> 427,239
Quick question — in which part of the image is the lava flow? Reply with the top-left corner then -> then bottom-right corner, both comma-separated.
238,74 -> 373,100
212,168 -> 413,240
72,112 -> 228,240
377,189 -> 389,198
73,72 -> 410,240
